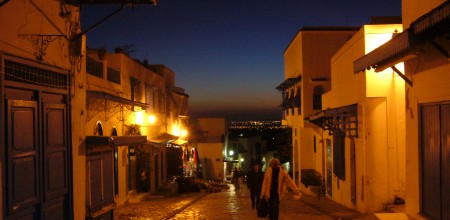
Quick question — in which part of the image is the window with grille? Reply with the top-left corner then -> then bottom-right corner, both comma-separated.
4,60 -> 68,89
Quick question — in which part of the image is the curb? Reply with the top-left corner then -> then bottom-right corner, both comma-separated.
300,194 -> 364,220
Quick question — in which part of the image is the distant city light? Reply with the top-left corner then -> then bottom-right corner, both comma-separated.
228,120 -> 288,130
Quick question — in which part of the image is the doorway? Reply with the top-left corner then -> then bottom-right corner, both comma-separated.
326,139 -> 332,196
4,90 -> 70,219
420,102 -> 450,220
2,57 -> 71,219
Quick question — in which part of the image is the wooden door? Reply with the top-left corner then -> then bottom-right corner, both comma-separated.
87,150 -> 114,217
42,103 -> 69,219
421,103 -> 450,220
5,99 -> 69,219
6,100 -> 39,219
2,56 -> 71,219
442,104 -> 450,220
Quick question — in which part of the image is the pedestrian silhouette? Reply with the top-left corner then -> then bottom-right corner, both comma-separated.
247,162 -> 264,209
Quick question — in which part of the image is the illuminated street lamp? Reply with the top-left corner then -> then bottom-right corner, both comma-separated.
180,129 -> 188,138
134,110 -> 144,125
229,150 -> 234,156
147,114 -> 156,124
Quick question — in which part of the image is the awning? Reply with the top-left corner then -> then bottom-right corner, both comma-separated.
276,76 -> 302,91
306,104 -> 358,138
354,29 -> 414,73
307,111 -> 325,124
148,133 -> 178,144
87,91 -> 149,109
86,135 -> 147,147
171,139 -> 188,146
354,1 -> 450,74
412,1 -> 450,40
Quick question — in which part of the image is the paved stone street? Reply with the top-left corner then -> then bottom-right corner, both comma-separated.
170,189 -> 331,220
114,185 -> 332,220
114,183 -> 409,220
114,192 -> 205,220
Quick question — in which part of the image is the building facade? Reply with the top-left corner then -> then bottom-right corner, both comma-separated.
0,1 -> 81,219
280,20 -> 413,214
279,27 -> 359,186
318,22 -> 407,213
355,1 -> 450,219
189,118 -> 226,180
0,1 -> 187,219
84,49 -> 189,218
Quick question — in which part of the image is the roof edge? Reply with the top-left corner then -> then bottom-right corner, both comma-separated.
284,26 -> 361,55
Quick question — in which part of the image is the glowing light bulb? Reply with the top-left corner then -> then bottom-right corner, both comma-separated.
135,111 -> 144,125
148,115 -> 156,124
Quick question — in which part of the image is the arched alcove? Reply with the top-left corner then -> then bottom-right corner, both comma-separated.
95,121 -> 103,136
111,126 -> 118,136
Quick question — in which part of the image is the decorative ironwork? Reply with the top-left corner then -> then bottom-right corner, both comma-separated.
307,104 -> 358,138
87,98 -> 105,122
87,96 -> 135,122
324,114 -> 358,138
105,100 -> 124,121
86,91 -> 148,122
21,34 -> 64,61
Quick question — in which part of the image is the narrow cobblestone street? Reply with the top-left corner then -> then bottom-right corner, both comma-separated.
115,185 -> 332,220
170,189 -> 331,220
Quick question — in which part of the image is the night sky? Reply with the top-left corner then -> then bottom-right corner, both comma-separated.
81,0 -> 401,121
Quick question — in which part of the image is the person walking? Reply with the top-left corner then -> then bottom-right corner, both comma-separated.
260,158 -> 300,220
232,167 -> 241,191
247,162 -> 264,209
238,167 -> 244,186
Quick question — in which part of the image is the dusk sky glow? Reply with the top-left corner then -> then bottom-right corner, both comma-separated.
81,0 -> 401,121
